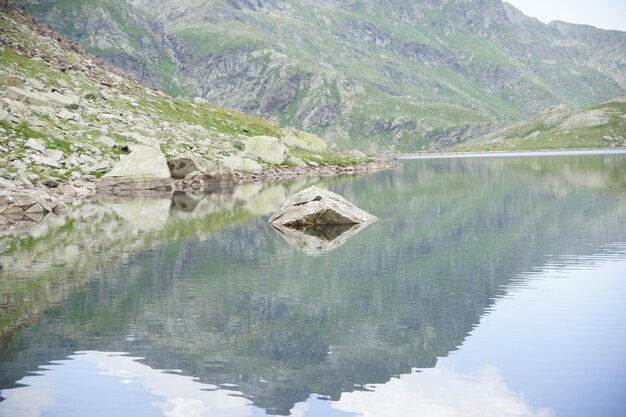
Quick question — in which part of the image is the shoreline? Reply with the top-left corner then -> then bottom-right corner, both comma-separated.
396,148 -> 626,159
0,157 -> 398,228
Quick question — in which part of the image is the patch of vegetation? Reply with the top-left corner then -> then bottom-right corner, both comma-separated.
138,95 -> 282,138
176,25 -> 268,56
291,148 -> 370,166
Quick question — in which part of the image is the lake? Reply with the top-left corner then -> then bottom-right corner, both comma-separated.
1,152 -> 625,417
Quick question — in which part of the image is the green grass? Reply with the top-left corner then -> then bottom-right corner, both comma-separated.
137,95 -> 282,138
176,25 -> 267,56
0,49 -> 71,88
290,149 -> 370,166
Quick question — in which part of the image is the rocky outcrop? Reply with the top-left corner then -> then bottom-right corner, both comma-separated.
269,186 -> 377,228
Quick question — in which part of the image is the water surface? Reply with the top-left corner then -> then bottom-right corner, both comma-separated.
1,153 -> 625,417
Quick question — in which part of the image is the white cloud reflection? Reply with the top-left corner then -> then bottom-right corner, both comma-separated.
0,351 -> 252,417
332,365 -> 553,417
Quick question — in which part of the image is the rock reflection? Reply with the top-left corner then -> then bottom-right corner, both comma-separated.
272,222 -> 372,255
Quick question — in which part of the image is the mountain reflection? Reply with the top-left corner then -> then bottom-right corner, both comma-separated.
1,154 -> 625,415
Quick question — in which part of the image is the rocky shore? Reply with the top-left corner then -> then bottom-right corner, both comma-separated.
0,157 -> 397,227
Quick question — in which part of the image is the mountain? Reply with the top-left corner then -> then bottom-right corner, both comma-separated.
16,0 -> 626,151
453,96 -> 626,151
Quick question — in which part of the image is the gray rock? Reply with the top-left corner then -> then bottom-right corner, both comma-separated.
0,168 -> 14,180
204,165 -> 237,191
244,136 -> 289,165
167,157 -> 210,179
282,128 -> 328,152
269,185 -> 378,228
43,178 -> 60,188
30,154 -> 61,168
222,155 -> 263,173
44,148 -> 65,161
97,144 -> 173,192
43,91 -> 79,107
96,135 -> 117,148
4,86 -> 49,106
288,156 -> 307,167
25,78 -> 45,90
25,138 -> 46,152
0,178 -> 16,190
57,108 -> 81,121
16,170 -> 34,187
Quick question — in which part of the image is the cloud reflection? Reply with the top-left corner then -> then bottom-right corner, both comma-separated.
0,351 -> 253,417
332,365 -> 553,417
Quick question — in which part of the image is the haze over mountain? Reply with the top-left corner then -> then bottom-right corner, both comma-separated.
18,0 -> 626,151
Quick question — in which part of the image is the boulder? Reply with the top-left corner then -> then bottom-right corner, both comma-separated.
204,165 -> 237,191
96,136 -> 117,148
4,86 -> 49,106
167,157 -> 210,179
44,148 -> 65,161
269,186 -> 377,228
288,156 -> 307,167
96,144 -> 173,193
43,91 -> 79,108
245,135 -> 289,165
222,155 -> 263,173
282,128 -> 328,153
25,138 -> 46,152
30,154 -> 61,168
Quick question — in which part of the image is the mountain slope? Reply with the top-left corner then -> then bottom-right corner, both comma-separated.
453,97 -> 626,151
17,0 -> 626,151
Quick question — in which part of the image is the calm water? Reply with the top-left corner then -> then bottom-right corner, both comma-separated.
1,153 -> 625,417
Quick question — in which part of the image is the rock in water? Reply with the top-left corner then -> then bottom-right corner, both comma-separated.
268,186 -> 377,227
